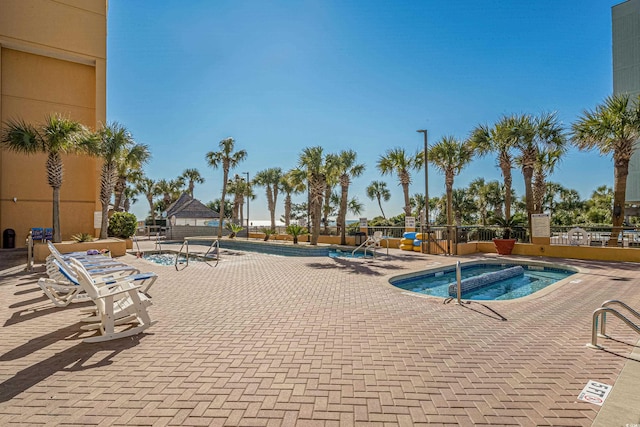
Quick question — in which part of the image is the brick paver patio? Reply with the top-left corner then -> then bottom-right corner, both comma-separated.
1,242 -> 639,426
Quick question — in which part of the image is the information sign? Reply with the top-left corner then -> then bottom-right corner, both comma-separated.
531,213 -> 550,238
577,380 -> 611,406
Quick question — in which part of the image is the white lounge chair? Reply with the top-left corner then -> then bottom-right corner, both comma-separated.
40,259 -> 157,307
68,258 -> 155,343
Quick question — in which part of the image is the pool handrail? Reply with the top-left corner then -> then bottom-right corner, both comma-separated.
587,299 -> 640,349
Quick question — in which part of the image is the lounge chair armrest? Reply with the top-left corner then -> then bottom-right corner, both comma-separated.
95,283 -> 142,299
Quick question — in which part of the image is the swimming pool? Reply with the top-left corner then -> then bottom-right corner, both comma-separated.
390,261 -> 577,300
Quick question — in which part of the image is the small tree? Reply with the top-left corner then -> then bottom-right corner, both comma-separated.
108,212 -> 137,239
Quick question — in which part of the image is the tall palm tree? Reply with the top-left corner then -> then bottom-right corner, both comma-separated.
180,168 -> 205,197
322,156 -> 340,234
253,167 -> 283,231
377,148 -> 423,216
227,174 -> 253,225
572,94 -> 640,245
206,137 -> 247,238
280,169 -> 306,227
298,146 -> 326,245
135,177 -> 160,227
1,114 -> 96,242
93,122 -> 137,238
330,150 -> 365,245
123,185 -> 138,213
469,115 -> 518,221
113,143 -> 151,212
532,146 -> 564,214
512,112 -> 565,235
366,181 -> 391,219
428,136 -> 473,226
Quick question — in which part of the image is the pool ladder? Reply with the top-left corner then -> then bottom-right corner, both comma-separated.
587,300 -> 640,349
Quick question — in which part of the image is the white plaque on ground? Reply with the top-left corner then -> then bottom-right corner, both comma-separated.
577,380 -> 612,406
531,213 -> 550,238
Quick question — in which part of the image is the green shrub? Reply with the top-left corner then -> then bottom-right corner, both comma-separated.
108,212 -> 137,238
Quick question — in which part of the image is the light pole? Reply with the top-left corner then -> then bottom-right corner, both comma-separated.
417,129 -> 429,254
243,172 -> 250,239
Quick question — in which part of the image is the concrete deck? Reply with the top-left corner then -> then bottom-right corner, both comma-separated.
1,241 -> 639,426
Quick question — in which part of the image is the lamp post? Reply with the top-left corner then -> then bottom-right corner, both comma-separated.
243,172 -> 250,239
417,129 -> 429,254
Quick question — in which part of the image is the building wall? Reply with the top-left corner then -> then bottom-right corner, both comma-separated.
613,0 -> 640,203
0,0 -> 107,247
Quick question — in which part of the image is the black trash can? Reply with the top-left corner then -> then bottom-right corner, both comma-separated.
3,228 -> 16,249
354,232 -> 366,245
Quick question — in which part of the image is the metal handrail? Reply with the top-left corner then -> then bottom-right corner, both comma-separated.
587,302 -> 640,349
598,300 -> 640,338
175,237 -> 220,271
352,237 -> 377,258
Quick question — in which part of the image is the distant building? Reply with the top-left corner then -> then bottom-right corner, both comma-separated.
613,0 -> 640,205
165,193 -> 219,227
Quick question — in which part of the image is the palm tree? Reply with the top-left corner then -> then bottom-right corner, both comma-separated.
469,115 -> 518,222
322,156 -> 340,234
428,136 -> 473,226
451,188 -> 475,226
253,167 -> 283,231
227,174 -> 254,225
468,178 -> 490,226
113,143 -> 151,212
329,150 -> 365,244
93,122 -> 137,238
532,146 -> 564,214
512,112 -> 566,235
206,137 -> 247,238
280,169 -> 306,227
180,168 -> 205,197
377,148 -> 423,216
298,146 -> 326,245
135,177 -> 160,227
156,178 -> 184,208
572,94 -> 640,245
366,181 -> 391,219
1,114 -> 96,242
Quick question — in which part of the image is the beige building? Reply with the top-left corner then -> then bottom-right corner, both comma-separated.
0,0 -> 107,247
613,0 -> 640,204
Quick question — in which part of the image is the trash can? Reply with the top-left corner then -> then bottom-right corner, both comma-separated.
3,228 -> 16,249
354,232 -> 366,245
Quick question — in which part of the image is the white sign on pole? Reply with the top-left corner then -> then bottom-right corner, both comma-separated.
359,217 -> 368,228
577,380 -> 612,406
405,216 -> 415,228
531,213 -> 551,238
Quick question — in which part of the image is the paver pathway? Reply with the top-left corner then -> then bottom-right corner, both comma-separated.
1,244 -> 639,426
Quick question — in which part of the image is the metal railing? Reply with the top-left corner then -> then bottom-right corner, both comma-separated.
588,300 -> 640,349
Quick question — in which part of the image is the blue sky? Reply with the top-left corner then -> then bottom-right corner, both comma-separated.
107,0 -> 620,222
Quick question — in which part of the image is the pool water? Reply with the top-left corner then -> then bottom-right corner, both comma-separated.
143,253 -> 201,266
390,263 -> 576,300
328,249 -> 374,259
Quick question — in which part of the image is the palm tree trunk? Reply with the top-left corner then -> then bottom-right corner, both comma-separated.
219,168 -> 229,238
377,195 -> 386,219
113,176 -> 126,212
523,165 -> 534,240
284,194 -> 291,227
500,156 -> 512,221
52,186 -> 61,243
609,160 -> 629,246
267,186 -> 276,231
339,183 -> 348,245
402,183 -> 411,217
